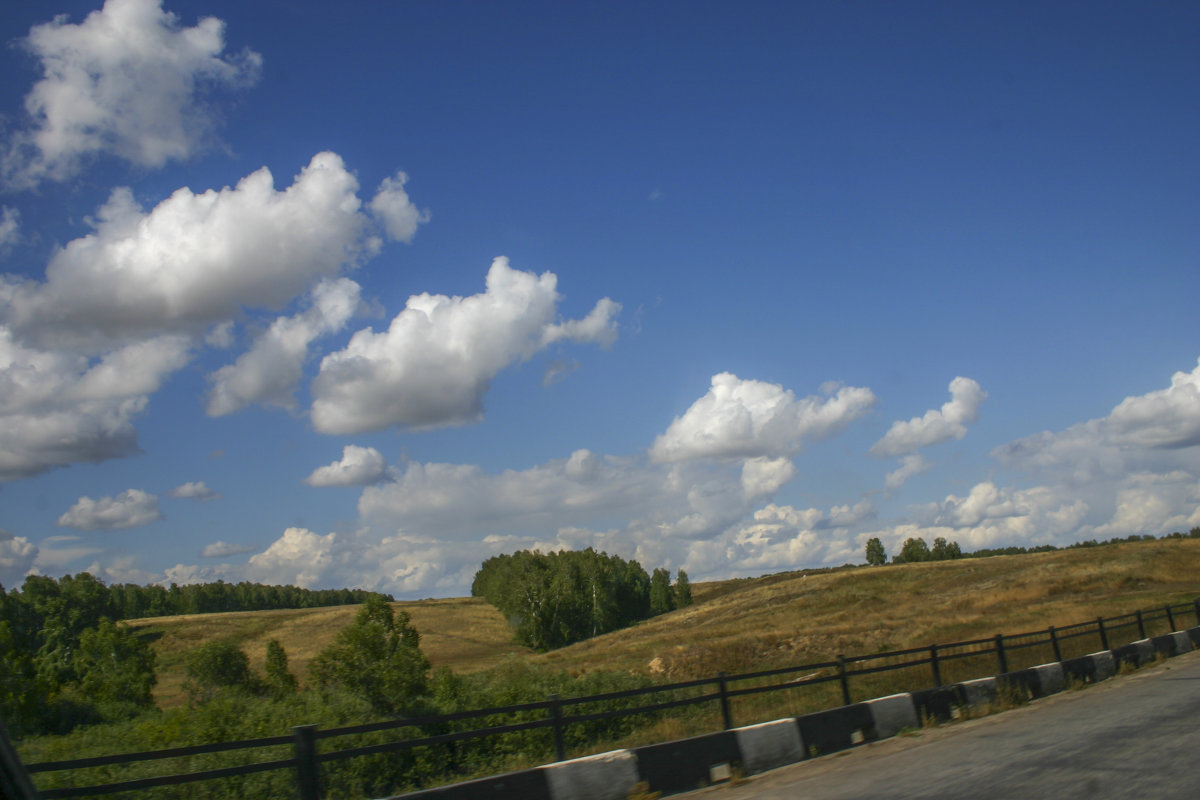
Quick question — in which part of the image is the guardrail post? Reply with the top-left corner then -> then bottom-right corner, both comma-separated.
994,634 -> 1008,674
1048,626 -> 1062,662
1194,599 -> 1200,625
549,694 -> 566,762
837,655 -> 852,705
717,672 -> 734,730
929,644 -> 942,687
1136,609 -> 1146,639
1097,617 -> 1109,650
1165,605 -> 1176,631
292,724 -> 321,800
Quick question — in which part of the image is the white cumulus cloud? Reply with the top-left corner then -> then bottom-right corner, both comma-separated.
0,529 -> 38,588
207,278 -> 362,415
305,445 -> 389,487
649,373 -> 876,463
0,329 -> 190,481
884,453 -> 932,491
57,489 -> 162,530
4,0 -> 262,186
310,257 -> 621,434
6,152 -> 387,345
168,481 -> 218,500
741,457 -> 797,499
871,376 -> 986,458
995,357 -> 1200,483
369,172 -> 430,243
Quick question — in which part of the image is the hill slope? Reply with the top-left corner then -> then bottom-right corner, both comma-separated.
130,538 -> 1200,707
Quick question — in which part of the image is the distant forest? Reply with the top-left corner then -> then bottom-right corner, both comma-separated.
1,574 -> 392,622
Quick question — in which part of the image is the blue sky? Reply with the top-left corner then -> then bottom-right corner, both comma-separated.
1,0 -> 1197,598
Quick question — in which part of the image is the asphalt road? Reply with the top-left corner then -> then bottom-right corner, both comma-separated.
681,649 -> 1200,800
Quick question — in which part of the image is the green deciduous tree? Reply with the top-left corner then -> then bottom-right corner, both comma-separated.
73,619 -> 157,718
673,569 -> 693,608
895,537 -> 931,564
865,537 -> 887,566
649,568 -> 675,615
263,639 -> 297,698
309,597 -> 429,715
930,537 -> 962,561
184,640 -> 254,704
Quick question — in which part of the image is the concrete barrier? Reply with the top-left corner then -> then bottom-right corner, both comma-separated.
544,750 -> 639,800
1113,639 -> 1155,668
865,694 -> 919,739
633,730 -> 740,794
1089,650 -> 1117,681
1033,663 -> 1065,696
1187,626 -> 1200,649
794,703 -> 874,756
911,686 -> 962,722
733,719 -> 804,775
959,676 -> 997,707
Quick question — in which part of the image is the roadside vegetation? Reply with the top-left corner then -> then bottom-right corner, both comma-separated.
8,533 -> 1200,799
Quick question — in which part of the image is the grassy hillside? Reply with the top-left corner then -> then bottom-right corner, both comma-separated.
130,538 -> 1200,708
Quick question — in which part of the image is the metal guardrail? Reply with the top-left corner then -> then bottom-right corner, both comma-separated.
20,598 -> 1200,799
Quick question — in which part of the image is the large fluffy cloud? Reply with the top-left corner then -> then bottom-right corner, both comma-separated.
310,257 -> 621,434
995,358 -> 1200,482
305,445 -> 389,487
207,278 -> 362,415
871,377 -> 986,458
0,152 -> 424,479
57,488 -> 162,530
4,0 -> 262,186
649,373 -> 876,463
5,152 -> 406,345
0,329 -> 190,481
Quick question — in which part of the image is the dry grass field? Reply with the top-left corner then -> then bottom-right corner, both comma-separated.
130,538 -> 1200,709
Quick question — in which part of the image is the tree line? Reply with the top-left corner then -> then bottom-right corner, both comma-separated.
0,573 -> 390,739
864,526 -> 1200,566
471,549 -> 692,651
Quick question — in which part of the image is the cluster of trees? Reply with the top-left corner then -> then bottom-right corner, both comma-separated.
34,576 -> 392,621
472,549 -> 692,651
1,574 -> 158,738
0,573 -> 391,739
864,536 -> 963,566
865,527 -> 1200,567
181,597 -> 427,717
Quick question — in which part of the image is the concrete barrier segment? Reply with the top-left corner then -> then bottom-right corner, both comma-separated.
911,687 -> 963,723
1114,639 -> 1155,668
1088,651 -> 1117,681
733,718 -> 805,775
543,750 -> 639,800
959,677 -> 997,708
1173,631 -> 1194,655
633,730 -> 741,795
865,694 -> 919,739
1186,626 -> 1200,649
794,704 -> 874,757
1150,634 -> 1179,658
1033,663 -> 1065,697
